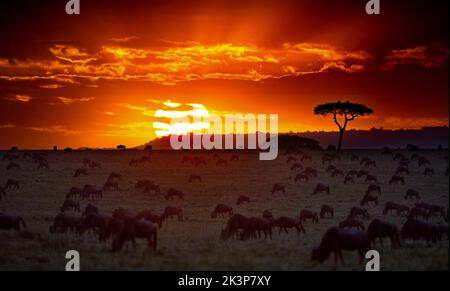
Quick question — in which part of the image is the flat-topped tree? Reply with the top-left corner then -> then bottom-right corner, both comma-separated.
314,101 -> 373,151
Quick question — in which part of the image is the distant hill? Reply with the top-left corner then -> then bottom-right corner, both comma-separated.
138,127 -> 449,150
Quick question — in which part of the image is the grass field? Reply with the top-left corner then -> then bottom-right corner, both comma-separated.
0,149 -> 448,271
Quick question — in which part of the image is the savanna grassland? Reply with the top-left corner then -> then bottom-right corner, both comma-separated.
0,149 -> 448,271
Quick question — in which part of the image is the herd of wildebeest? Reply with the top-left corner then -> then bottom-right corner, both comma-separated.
0,145 -> 449,269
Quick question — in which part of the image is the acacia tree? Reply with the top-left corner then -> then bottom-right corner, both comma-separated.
314,101 -> 373,151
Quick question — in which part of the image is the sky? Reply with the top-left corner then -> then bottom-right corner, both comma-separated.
0,0 -> 448,149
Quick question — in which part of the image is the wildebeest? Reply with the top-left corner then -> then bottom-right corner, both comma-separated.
395,166 -> 410,175
4,179 -> 19,190
313,183 -> 330,195
221,214 -> 272,240
112,219 -> 158,252
408,207 -> 429,220
356,170 -> 369,179
339,218 -> 365,231
74,168 -> 88,177
365,175 -> 378,184
290,163 -> 303,171
304,167 -> 318,177
331,169 -> 344,178
423,168 -> 435,176
162,206 -> 183,221
344,176 -> 354,184
271,183 -> 286,194
389,175 -> 405,185
366,184 -> 381,195
299,209 -> 319,223
136,210 -> 163,228
400,219 -> 439,243
66,187 -> 82,200
236,195 -> 250,205
367,219 -> 401,248
262,210 -> 274,220
404,189 -> 420,201
383,202 -> 409,216
107,172 -> 123,181
0,214 -> 26,230
165,188 -> 184,200
103,181 -> 119,191
60,200 -> 81,212
320,205 -> 334,219
77,213 -> 111,235
90,161 -> 102,169
312,227 -> 370,265
415,202 -> 446,218
143,182 -> 161,194
349,207 -> 370,220
418,157 -> 431,167
360,193 -> 379,206
83,204 -> 99,216
295,174 -> 309,182
188,174 -> 202,183
49,213 -> 83,233
271,216 -> 305,235
211,204 -> 233,218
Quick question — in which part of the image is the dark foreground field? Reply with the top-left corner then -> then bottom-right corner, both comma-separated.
0,149 -> 448,271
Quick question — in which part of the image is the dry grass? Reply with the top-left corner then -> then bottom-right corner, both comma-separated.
0,149 -> 448,271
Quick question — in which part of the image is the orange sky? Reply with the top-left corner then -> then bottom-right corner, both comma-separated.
0,0 -> 448,149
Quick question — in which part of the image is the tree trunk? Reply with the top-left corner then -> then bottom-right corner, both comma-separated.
337,129 -> 345,152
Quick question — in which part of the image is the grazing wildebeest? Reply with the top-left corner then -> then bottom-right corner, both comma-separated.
365,175 -> 378,183
408,207 -> 429,220
99,218 -> 124,241
366,184 -> 381,195
331,169 -> 344,177
304,167 -> 318,177
216,158 -> 227,166
418,157 -> 431,167
77,213 -> 111,235
383,202 -> 409,216
404,189 -> 420,201
313,183 -> 330,195
423,168 -> 435,176
165,188 -> 184,200
415,202 -> 446,218
395,166 -> 410,175
349,207 -> 370,220
389,175 -> 405,185
320,205 -> 334,219
262,210 -> 274,220
220,214 -> 250,240
188,174 -> 202,183
271,183 -> 286,194
112,219 -> 158,252
290,163 -> 303,171
286,156 -> 296,164
299,209 -> 319,223
339,218 -> 365,231
74,168 -> 88,177
241,217 -> 272,240
90,161 -> 102,169
295,174 -> 309,182
81,185 -> 102,200
400,219 -> 439,243
211,204 -> 233,218
4,179 -> 19,190
6,162 -> 20,171
230,155 -> 239,161
236,195 -> 250,205
112,207 -> 135,220
103,181 -> 119,191
49,213 -> 83,233
66,187 -> 82,200
326,165 -> 337,174
312,227 -> 370,265
272,216 -> 305,234
162,206 -> 183,221
344,176 -> 354,184
136,210 -> 163,228
107,172 -> 122,181
83,204 -> 99,216
0,214 -> 26,230
60,200 -> 81,212
360,193 -> 379,206
357,170 -> 369,179
434,223 -> 449,240
367,219 -> 401,248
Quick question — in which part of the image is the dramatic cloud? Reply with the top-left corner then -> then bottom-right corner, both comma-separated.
3,94 -> 32,102
382,44 -> 449,70
28,125 -> 80,135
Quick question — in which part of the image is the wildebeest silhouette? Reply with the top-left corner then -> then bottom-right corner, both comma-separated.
290,163 -> 303,171
240,217 -> 272,240
418,157 -> 431,167
364,175 -> 378,183
272,216 -> 305,234
320,205 -> 334,219
423,168 -> 435,176
112,219 -> 157,252
211,204 -> 233,218
83,204 -> 99,216
339,218 -> 365,231
103,181 -> 119,191
188,174 -> 202,183
74,168 -> 88,177
165,188 -> 184,200
393,153 -> 405,161
312,227 -> 370,265
107,172 -> 123,182
395,166 -> 410,175
236,195 -> 250,205
63,147 -> 73,154
408,207 -> 429,220
326,165 -> 337,174
49,213 -> 83,234
349,207 -> 370,220
6,162 -> 20,171
299,209 -> 319,223
162,206 -> 183,221
400,219 -> 439,243
144,183 -> 161,194
381,149 -> 393,155
271,183 -> 286,194
117,145 -> 126,150
389,175 -> 405,185
60,200 -> 81,212
366,184 -> 381,195
356,170 -> 369,179
360,193 -> 379,206
295,174 -> 309,182
313,183 -> 330,195
136,210 -> 163,228
304,167 -> 318,177
262,210 -> 274,220
66,187 -> 83,200
77,213 -> 111,236
367,219 -> 401,248
344,176 -> 354,184
404,189 -> 420,201
346,170 -> 358,177
0,214 -> 26,230
4,179 -> 19,190
383,202 -> 409,216
331,169 -> 344,178
415,202 -> 446,218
